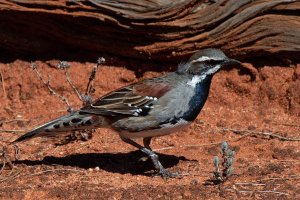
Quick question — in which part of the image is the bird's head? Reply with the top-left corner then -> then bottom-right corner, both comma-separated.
177,48 -> 241,76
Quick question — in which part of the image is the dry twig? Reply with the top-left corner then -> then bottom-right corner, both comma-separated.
272,122 -> 300,128
13,145 -> 20,160
0,129 -> 26,133
31,62 -> 73,112
58,61 -> 83,102
226,177 -> 297,197
1,119 -> 29,124
251,175 -> 299,182
0,147 -> 13,169
83,57 -> 105,105
234,176 -> 299,186
0,169 -> 22,183
153,133 -> 250,152
58,58 -> 105,107
233,189 -> 288,196
27,168 -> 83,177
221,128 -> 300,141
0,68 -> 6,99
0,168 -> 83,183
234,182 -> 266,186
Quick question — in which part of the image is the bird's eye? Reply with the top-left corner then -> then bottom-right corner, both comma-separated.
204,60 -> 221,65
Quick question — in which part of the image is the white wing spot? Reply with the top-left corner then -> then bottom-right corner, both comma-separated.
145,96 -> 157,100
145,105 -> 154,108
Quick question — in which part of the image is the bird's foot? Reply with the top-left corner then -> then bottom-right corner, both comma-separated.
156,169 -> 181,180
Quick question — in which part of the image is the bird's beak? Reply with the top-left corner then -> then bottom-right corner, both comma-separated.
223,58 -> 242,67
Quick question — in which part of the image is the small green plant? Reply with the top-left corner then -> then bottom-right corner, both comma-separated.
212,141 -> 235,183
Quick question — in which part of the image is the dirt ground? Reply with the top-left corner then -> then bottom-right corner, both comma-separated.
0,59 -> 299,199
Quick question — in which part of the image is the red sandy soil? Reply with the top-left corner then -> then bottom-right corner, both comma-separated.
0,60 -> 299,199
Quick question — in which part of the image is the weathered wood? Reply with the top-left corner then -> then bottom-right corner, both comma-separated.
0,0 -> 299,62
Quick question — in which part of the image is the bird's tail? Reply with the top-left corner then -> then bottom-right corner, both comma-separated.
12,111 -> 107,143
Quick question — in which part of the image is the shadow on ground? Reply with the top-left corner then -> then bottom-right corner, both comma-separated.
14,151 -> 187,176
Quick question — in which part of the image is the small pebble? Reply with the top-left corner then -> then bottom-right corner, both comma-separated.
95,166 -> 100,171
190,179 -> 198,185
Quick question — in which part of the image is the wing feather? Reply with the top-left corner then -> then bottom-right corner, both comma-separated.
80,79 -> 171,116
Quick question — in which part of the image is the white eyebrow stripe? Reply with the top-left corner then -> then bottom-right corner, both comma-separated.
192,56 -> 211,62
191,56 -> 222,63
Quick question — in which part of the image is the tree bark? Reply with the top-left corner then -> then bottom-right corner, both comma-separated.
0,0 -> 299,62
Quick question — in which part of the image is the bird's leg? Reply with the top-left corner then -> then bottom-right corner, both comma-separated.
121,137 -> 178,179
139,137 -> 152,161
143,137 -> 152,150
139,137 -> 152,162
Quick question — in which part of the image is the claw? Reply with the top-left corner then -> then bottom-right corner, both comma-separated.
156,169 -> 181,180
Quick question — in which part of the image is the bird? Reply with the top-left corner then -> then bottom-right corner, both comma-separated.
12,48 -> 241,179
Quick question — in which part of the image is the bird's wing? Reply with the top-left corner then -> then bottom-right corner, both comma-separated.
80,79 -> 171,116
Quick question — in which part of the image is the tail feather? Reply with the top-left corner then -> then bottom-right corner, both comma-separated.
12,111 -> 107,143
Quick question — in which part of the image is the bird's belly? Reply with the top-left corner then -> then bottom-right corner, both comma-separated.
118,122 -> 191,139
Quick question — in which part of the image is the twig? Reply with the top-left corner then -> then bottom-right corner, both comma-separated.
58,61 -> 83,102
0,129 -> 26,133
258,190 -> 289,196
31,62 -> 73,112
272,122 -> 300,128
261,159 -> 300,163
0,147 -> 13,169
234,182 -> 266,186
27,168 -> 83,177
153,146 -> 175,152
252,175 -> 299,182
237,190 -> 288,196
153,134 -> 250,152
1,119 -> 29,124
221,128 -> 300,141
13,145 -> 20,160
0,68 -> 6,99
154,141 -> 226,152
84,57 -> 105,104
0,170 -> 22,183
233,176 -> 299,186
229,176 -> 299,190
0,168 -> 82,183
0,160 -> 5,175
155,127 -> 297,152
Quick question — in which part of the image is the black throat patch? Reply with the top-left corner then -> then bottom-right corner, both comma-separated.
181,76 -> 212,121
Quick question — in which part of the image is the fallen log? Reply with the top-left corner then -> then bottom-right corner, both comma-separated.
0,0 -> 299,62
